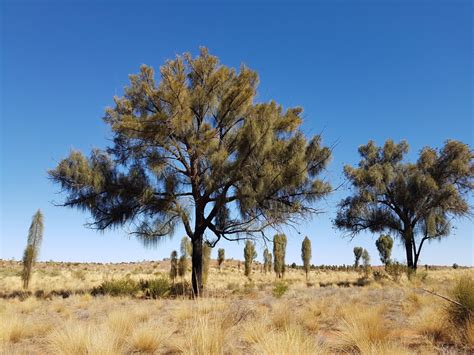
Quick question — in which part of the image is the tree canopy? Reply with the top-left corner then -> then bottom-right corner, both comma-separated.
49,48 -> 332,295
375,234 -> 393,265
335,139 -> 473,269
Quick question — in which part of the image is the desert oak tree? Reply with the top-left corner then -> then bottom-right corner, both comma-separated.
49,48 -> 332,296
335,140 -> 473,270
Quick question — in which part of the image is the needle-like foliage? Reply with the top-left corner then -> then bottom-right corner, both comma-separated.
335,140 -> 473,270
217,248 -> 225,271
21,210 -> 44,289
244,241 -> 257,278
49,48 -> 332,295
353,247 -> 363,268
202,243 -> 211,287
170,250 -> 178,283
301,236 -> 312,281
273,234 -> 287,278
375,234 -> 393,266
263,248 -> 272,274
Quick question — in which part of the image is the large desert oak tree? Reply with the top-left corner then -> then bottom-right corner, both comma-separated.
335,140 -> 473,270
49,48 -> 332,296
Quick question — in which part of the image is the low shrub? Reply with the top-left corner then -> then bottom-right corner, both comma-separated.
448,276 -> 474,327
139,278 -> 171,299
243,281 -> 256,294
170,281 -> 190,297
91,278 -> 140,297
272,281 -> 288,298
385,262 -> 406,282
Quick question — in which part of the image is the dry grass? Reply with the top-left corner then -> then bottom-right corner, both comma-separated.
332,305 -> 394,352
126,322 -> 173,353
0,259 -> 472,354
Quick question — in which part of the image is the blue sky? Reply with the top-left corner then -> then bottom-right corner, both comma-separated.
1,0 -> 472,266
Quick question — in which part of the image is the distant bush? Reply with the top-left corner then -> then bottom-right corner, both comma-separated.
272,281 -> 288,298
453,263 -> 459,269
92,278 -> 140,297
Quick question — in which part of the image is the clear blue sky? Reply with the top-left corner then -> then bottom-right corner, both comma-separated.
1,0 -> 472,266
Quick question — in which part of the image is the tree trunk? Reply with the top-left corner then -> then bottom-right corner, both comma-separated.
191,233 -> 203,297
404,231 -> 415,270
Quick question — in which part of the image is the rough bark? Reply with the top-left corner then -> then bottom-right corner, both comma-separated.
191,233 -> 203,297
404,230 -> 415,269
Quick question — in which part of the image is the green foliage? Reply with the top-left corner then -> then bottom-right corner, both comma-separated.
385,261 -> 406,282
48,48 -> 332,296
452,263 -> 459,269
178,237 -> 190,280
92,278 -> 140,297
335,140 -> 473,270
140,278 -> 171,299
301,236 -> 312,280
263,248 -> 272,274
353,247 -> 363,268
273,234 -> 287,278
448,276 -> 474,328
376,234 -> 393,266
202,243 -> 211,285
361,249 -> 371,278
217,248 -> 225,270
92,277 -> 172,298
21,210 -> 44,289
244,240 -> 257,277
178,255 -> 188,278
272,281 -> 289,298
170,250 -> 178,282
180,237 -> 192,257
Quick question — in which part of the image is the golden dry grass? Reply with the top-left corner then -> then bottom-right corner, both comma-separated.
0,259 -> 472,354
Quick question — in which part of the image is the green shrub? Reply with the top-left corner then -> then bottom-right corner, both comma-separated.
385,261 -> 406,282
140,278 -> 171,299
92,278 -> 140,296
448,276 -> 474,327
453,263 -> 459,269
272,281 -> 288,298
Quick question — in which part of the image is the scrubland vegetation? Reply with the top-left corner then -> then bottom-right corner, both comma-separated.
1,259 -> 472,354
3,48 -> 473,354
